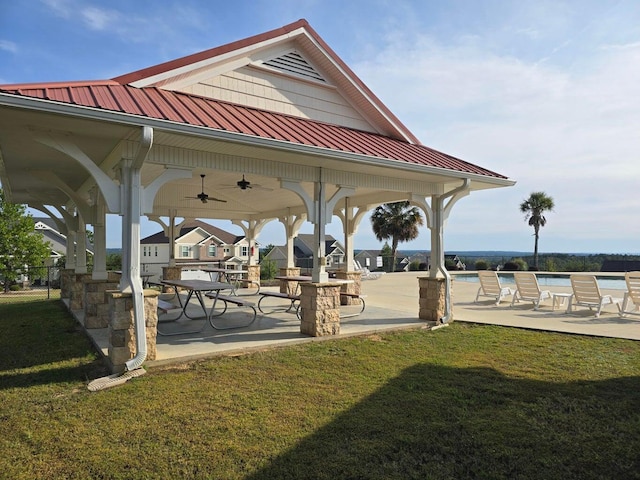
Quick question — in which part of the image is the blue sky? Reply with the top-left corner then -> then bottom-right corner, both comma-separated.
1,0 -> 639,253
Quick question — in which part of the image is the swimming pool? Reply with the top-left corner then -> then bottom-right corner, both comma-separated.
451,272 -> 627,290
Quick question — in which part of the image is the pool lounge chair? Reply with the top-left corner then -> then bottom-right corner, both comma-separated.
568,274 -> 622,318
510,272 -> 552,310
618,271 -> 640,318
475,271 -> 514,305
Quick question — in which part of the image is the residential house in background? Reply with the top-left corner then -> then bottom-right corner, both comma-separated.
34,217 -> 68,264
354,250 -> 383,271
32,217 -> 94,286
263,234 -> 345,272
355,249 -> 412,272
140,220 -> 248,279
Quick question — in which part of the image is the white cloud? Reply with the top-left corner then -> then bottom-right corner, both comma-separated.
0,40 -> 17,53
81,6 -> 120,31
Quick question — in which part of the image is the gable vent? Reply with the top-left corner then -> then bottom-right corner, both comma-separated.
262,51 -> 325,82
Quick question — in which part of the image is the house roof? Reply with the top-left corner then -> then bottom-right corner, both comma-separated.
140,220 -> 242,245
0,81 -> 505,180
295,234 -> 341,256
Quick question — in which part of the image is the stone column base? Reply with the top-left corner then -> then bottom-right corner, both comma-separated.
335,271 -> 362,305
279,267 -> 301,295
70,273 -> 93,311
162,266 -> 182,293
418,277 -> 453,322
299,283 -> 341,336
60,269 -> 74,299
107,290 -> 159,373
245,264 -> 260,284
83,272 -> 121,328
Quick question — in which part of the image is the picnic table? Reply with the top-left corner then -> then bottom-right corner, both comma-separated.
158,279 -> 234,335
202,267 -> 260,295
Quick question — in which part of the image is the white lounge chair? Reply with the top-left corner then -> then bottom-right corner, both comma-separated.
475,271 -> 514,305
354,261 -> 383,280
618,271 -> 640,318
510,272 -> 552,310
568,275 -> 622,318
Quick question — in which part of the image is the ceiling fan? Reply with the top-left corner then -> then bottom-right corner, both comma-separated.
232,174 -> 272,191
185,174 -> 227,203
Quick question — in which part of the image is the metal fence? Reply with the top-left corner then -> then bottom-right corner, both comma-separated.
0,265 -> 61,302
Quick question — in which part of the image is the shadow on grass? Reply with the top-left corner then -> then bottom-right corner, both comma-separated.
246,363 -> 640,480
0,300 -> 105,386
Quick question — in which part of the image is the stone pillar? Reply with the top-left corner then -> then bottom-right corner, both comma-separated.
245,265 -> 260,284
299,282 -> 341,336
279,267 -> 301,295
60,269 -> 74,299
83,272 -> 121,329
418,277 -> 452,322
70,273 -> 92,311
335,271 -> 362,305
162,266 -> 182,293
107,290 -> 159,373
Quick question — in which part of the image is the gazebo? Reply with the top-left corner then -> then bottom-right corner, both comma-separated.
0,19 -> 514,377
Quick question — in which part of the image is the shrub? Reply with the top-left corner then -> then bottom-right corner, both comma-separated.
409,260 -> 421,271
503,258 -> 528,271
260,259 -> 278,280
474,259 -> 489,270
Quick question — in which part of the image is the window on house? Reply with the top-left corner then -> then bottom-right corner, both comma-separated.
208,244 -> 217,257
154,246 -> 158,257
241,246 -> 248,256
142,246 -> 146,257
224,247 -> 230,255
365,258 -> 371,267
180,245 -> 189,257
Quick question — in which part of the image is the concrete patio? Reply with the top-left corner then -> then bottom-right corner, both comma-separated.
80,271 -> 640,368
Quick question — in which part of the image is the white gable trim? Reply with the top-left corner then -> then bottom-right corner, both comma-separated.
129,28 -> 309,89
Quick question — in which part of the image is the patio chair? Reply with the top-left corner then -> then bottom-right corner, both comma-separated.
475,271 -> 514,305
354,260 -> 383,280
510,272 -> 552,310
618,271 -> 640,318
568,275 -> 622,318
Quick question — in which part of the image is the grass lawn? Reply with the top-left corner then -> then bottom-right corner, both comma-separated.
1,299 -> 639,479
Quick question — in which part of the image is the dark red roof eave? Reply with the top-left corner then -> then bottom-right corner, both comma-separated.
0,82 -> 509,180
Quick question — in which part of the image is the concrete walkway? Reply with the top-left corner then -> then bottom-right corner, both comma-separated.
86,271 -> 640,368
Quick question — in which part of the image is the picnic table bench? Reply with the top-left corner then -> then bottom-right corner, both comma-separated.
204,292 -> 257,329
157,299 -> 180,314
257,291 -> 301,314
339,292 -> 367,317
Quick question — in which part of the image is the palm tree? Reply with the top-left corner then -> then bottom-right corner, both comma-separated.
370,201 -> 423,272
519,192 -> 555,269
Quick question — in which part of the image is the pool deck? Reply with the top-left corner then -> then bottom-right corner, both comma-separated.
81,271 -> 640,368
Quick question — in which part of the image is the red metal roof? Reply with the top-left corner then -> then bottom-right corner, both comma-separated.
0,80 -> 507,179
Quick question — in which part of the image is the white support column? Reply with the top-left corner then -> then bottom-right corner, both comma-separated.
232,219 -> 272,266
278,213 -> 306,269
429,194 -> 446,279
148,212 -> 189,267
312,179 -> 328,283
75,215 -> 88,274
119,160 -> 143,292
92,197 -> 108,280
66,230 -> 76,270
337,198 -> 369,271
